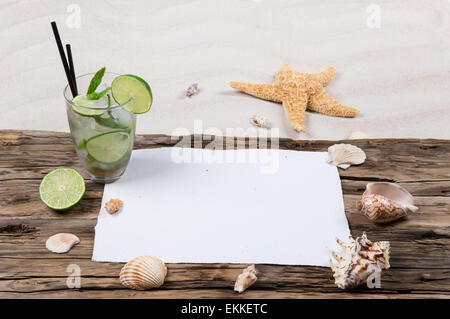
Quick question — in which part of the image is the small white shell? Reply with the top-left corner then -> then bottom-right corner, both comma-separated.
250,116 -> 271,129
234,264 -> 257,293
328,143 -> 366,169
357,182 -> 418,223
120,255 -> 167,290
45,233 -> 80,253
330,232 -> 390,289
185,83 -> 199,97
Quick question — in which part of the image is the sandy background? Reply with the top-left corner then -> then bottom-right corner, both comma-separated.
1,0 -> 449,140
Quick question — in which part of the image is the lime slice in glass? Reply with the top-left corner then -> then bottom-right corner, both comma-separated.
111,74 -> 153,114
86,131 -> 131,164
72,95 -> 105,116
39,168 -> 85,211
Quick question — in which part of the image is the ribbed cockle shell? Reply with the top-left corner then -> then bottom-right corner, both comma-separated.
330,232 -> 390,289
120,255 -> 167,290
357,182 -> 418,223
328,143 -> 366,169
46,233 -> 80,254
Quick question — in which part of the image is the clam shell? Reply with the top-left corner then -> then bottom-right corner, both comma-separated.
330,232 -> 390,289
357,182 -> 418,223
234,264 -> 257,293
328,143 -> 366,169
46,233 -> 80,253
120,255 -> 167,290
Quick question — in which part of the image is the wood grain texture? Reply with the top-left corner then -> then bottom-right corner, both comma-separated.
0,130 -> 449,299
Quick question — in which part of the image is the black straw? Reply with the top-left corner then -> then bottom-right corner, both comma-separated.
50,21 -> 76,97
66,44 -> 78,96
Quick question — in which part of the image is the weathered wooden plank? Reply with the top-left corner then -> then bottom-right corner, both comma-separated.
0,257 -> 448,293
1,131 -> 450,183
0,130 -> 449,298
0,217 -> 449,272
0,289 -> 448,299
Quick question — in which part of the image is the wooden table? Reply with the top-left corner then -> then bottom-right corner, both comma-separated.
1,130 -> 449,298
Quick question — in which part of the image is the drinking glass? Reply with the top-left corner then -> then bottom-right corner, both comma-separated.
64,72 -> 136,183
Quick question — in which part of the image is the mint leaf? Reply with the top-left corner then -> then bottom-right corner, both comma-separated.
87,67 -> 106,95
87,86 -> 111,100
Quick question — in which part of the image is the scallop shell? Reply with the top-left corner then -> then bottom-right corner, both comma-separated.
330,232 -> 390,289
46,233 -> 80,253
357,182 -> 419,223
328,143 -> 366,169
250,116 -> 271,129
120,255 -> 167,290
234,264 -> 257,293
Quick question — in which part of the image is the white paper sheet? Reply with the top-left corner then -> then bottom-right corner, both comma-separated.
92,147 -> 350,266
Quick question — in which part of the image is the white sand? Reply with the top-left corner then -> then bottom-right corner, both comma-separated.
1,0 -> 449,140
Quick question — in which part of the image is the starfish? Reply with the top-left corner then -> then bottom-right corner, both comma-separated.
230,63 -> 359,132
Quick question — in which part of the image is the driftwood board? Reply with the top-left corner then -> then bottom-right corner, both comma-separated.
0,130 -> 449,299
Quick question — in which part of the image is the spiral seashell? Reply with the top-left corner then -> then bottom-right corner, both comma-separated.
357,182 -> 419,223
330,232 -> 390,289
120,255 -> 167,290
46,233 -> 80,253
328,143 -> 366,169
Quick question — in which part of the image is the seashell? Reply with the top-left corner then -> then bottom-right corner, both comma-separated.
250,115 -> 271,129
330,232 -> 390,289
120,255 -> 167,290
185,83 -> 199,97
234,264 -> 257,293
328,143 -> 366,169
347,131 -> 370,140
105,198 -> 123,214
357,182 -> 419,223
46,233 -> 80,253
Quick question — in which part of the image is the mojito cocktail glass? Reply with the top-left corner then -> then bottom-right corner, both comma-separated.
64,72 -> 136,183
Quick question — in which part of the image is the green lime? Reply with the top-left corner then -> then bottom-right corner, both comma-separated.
72,95 -> 105,116
111,74 -> 153,114
39,168 -> 85,211
86,131 -> 131,163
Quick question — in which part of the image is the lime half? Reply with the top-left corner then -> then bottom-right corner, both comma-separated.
72,95 -> 105,116
39,168 -> 85,211
111,75 -> 152,114
86,131 -> 131,163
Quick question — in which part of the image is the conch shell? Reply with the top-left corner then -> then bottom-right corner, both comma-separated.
120,255 -> 167,290
234,264 -> 257,293
357,182 -> 419,223
330,232 -> 390,289
328,143 -> 366,169
45,233 -> 80,253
